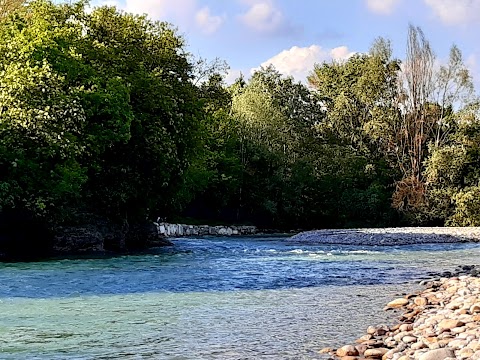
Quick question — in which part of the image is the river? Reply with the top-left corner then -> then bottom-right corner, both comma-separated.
1,236 -> 479,359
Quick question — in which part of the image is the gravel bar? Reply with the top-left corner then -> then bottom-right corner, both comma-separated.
290,227 -> 480,246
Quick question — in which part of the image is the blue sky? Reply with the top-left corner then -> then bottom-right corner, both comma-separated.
91,0 -> 480,88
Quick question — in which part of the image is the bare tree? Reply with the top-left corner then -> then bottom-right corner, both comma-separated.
0,0 -> 25,20
392,25 -> 473,212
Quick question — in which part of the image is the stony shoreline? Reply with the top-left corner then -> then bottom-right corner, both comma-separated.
291,227 -> 480,246
155,222 -> 257,237
321,270 -> 480,360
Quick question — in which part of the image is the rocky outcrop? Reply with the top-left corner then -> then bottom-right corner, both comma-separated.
53,219 -> 173,254
292,227 -> 480,246
2,215 -> 256,258
155,222 -> 257,237
321,275 -> 480,360
53,224 -> 106,253
53,221 -> 256,254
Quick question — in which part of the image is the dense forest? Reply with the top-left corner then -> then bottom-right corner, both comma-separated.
1,0 -> 480,250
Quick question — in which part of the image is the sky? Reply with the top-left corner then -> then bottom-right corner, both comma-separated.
90,0 -> 480,89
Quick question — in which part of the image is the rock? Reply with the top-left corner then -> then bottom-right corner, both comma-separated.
450,326 -> 466,334
320,274 -> 480,360
363,340 -> 382,347
356,334 -> 373,343
337,345 -> 359,357
399,323 -> 413,332
394,332 -> 410,342
438,319 -> 464,332
418,348 -> 455,360
387,298 -> 409,308
402,336 -> 417,343
469,340 -> 480,351
458,347 -> 474,359
448,338 -> 467,349
411,342 -> 427,350
363,348 -> 388,358
54,224 -> 105,253
384,337 -> 397,347
355,344 -> 368,355
126,222 -> 173,249
319,347 -> 334,354
414,297 -> 428,307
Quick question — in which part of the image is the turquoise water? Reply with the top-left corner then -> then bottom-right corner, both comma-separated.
1,236 -> 480,359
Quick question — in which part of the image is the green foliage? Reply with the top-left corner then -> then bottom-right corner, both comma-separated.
1,6 -> 478,236
0,0 -> 25,20
424,106 -> 480,225
0,1 -> 88,219
81,5 -> 202,221
0,0 -> 201,225
308,51 -> 400,157
179,67 -> 396,229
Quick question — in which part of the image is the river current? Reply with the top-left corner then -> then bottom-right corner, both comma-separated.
1,236 -> 480,359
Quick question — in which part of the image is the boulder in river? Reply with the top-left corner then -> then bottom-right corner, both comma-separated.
386,298 -> 409,308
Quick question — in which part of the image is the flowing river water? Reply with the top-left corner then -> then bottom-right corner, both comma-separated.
1,236 -> 480,359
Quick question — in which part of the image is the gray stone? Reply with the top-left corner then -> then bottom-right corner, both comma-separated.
336,345 -> 358,357
419,348 -> 455,360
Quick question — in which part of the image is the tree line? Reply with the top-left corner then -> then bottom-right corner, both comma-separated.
0,0 -> 479,236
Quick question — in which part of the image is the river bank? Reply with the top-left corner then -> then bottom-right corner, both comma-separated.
155,222 -> 258,237
0,218 -> 260,260
322,272 -> 480,360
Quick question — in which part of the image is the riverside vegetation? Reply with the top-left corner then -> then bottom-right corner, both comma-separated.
1,0 -> 480,256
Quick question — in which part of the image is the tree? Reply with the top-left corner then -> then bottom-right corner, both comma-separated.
310,27 -> 474,220
391,26 -> 473,215
423,103 -> 480,225
0,0 -> 94,220
80,4 -> 203,222
308,44 -> 400,158
0,0 -> 25,20
0,0 -> 203,227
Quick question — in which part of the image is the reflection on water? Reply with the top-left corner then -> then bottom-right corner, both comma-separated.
0,237 -> 479,359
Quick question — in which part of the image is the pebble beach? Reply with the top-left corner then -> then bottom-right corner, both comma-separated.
292,227 -> 480,246
309,228 -> 480,360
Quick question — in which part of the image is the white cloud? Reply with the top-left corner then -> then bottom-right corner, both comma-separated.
94,0 -> 121,7
91,0 -> 198,28
424,0 -> 480,25
366,0 -> 401,15
254,45 -> 355,82
239,0 -> 296,36
225,69 -> 245,84
121,0 -> 197,21
195,7 -> 226,35
465,54 -> 480,89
